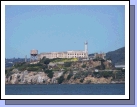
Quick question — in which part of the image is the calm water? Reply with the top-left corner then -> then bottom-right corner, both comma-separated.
5,84 -> 125,95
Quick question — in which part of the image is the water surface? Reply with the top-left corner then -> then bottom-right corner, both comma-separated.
5,84 -> 125,95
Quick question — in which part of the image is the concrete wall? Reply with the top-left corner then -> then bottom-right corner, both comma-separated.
37,51 -> 88,60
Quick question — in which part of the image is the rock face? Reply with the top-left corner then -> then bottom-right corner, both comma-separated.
5,70 -> 124,84
6,71 -> 50,84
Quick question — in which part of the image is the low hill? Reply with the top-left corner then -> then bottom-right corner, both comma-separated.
89,47 -> 125,65
106,47 -> 125,65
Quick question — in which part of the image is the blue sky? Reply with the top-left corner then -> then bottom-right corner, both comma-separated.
5,5 -> 125,58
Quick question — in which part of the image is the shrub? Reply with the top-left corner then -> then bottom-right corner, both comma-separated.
86,80 -> 91,84
80,79 -> 84,83
27,67 -> 39,71
82,64 -> 86,68
6,71 -> 13,78
100,71 -> 113,78
5,70 -> 8,74
82,71 -> 89,77
57,76 -> 64,84
64,62 -> 72,67
44,70 -> 53,74
18,66 -> 26,71
63,70 -> 67,74
74,72 -> 81,79
44,58 -> 50,64
47,72 -> 54,79
67,73 -> 73,80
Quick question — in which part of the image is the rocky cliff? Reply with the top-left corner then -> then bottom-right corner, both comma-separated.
5,70 -> 124,84
5,59 -> 124,84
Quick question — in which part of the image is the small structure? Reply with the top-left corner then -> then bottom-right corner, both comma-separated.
25,55 -> 27,62
30,50 -> 38,62
95,69 -> 99,72
115,64 -> 125,69
37,41 -> 88,60
94,52 -> 106,60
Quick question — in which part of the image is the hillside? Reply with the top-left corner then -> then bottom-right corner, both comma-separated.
5,56 -> 125,84
89,47 -> 125,65
106,47 -> 125,65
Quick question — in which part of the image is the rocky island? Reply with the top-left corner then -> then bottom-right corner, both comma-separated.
5,57 -> 125,84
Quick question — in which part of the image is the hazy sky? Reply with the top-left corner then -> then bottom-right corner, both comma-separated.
5,5 -> 125,58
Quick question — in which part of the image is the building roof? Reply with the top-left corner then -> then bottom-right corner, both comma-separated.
40,50 -> 86,54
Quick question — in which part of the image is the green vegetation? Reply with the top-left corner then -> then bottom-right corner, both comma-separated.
101,71 -> 113,78
5,70 -> 13,78
92,70 -> 124,80
27,67 -> 39,71
93,71 -> 112,78
57,76 -> 64,84
47,72 -> 54,79
44,58 -> 50,65
86,80 -> 91,84
5,67 -> 15,78
63,70 -> 67,74
67,71 -> 73,80
50,58 -> 78,63
44,70 -> 52,74
74,72 -> 82,79
64,62 -> 72,67
12,61 -> 45,72
95,62 -> 105,70
82,64 -> 86,68
93,58 -> 105,62
44,70 -> 54,78
112,70 -> 125,80
80,79 -> 84,83
5,54 -> 125,84
11,57 -> 106,73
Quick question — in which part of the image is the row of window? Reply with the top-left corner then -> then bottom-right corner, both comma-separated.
68,53 -> 86,55
41,53 -> 87,58
68,56 -> 85,58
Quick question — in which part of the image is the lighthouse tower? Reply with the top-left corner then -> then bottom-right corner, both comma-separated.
84,41 -> 88,59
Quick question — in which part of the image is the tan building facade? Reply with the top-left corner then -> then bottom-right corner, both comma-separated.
37,50 -> 88,60
37,41 -> 89,60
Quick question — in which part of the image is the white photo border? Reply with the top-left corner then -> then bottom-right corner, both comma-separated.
1,1 -> 129,100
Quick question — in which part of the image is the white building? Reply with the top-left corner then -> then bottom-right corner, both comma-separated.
37,41 -> 88,60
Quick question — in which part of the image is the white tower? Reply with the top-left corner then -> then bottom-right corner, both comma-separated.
85,41 -> 88,52
84,41 -> 88,59
25,55 -> 27,62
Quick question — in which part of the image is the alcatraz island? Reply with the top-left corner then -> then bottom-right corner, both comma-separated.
5,42 -> 125,84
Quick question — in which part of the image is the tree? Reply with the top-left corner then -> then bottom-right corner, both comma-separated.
57,76 -> 64,84
44,58 -> 50,64
64,62 -> 72,67
44,70 -> 52,74
5,70 -> 8,74
67,72 -> 73,80
100,61 -> 105,70
82,64 -> 86,68
101,71 -> 113,78
80,79 -> 84,83
47,72 -> 54,79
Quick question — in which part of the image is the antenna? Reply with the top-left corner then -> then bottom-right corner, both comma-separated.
25,55 -> 27,62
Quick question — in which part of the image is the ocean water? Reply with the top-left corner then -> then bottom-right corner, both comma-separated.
5,84 -> 125,95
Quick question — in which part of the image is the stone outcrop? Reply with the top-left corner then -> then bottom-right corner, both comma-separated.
5,60 -> 124,84
5,70 -> 124,84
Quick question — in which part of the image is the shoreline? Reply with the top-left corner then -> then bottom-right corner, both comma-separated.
5,82 -> 125,85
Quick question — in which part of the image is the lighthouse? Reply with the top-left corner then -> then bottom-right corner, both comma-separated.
85,41 -> 88,52
84,41 -> 88,59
